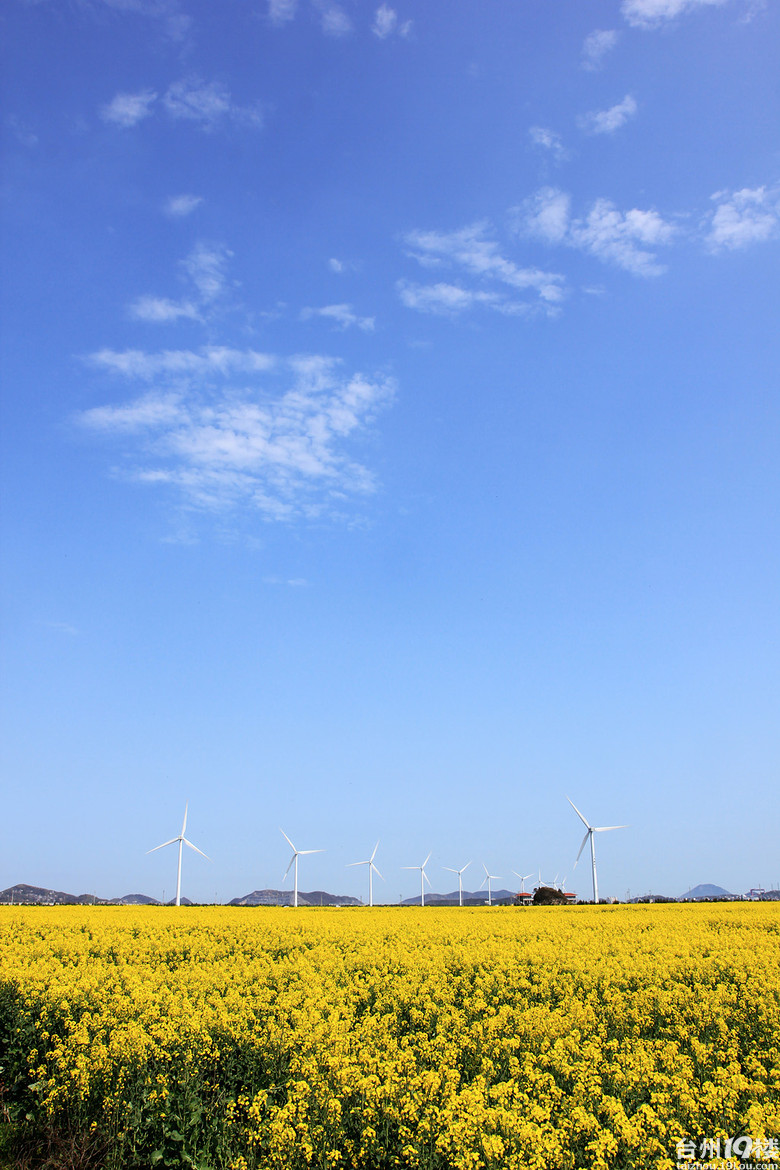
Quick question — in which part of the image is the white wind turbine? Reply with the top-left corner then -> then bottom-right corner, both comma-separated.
403,852 -> 432,906
281,829 -> 323,908
512,870 -> 534,894
480,863 -> 501,906
147,803 -> 209,907
567,797 -> 627,904
347,841 -> 383,907
442,861 -> 471,906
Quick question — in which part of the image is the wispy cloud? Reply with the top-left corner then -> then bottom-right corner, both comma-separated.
579,94 -> 637,135
86,347 -> 277,380
581,29 -> 619,70
372,5 -> 411,38
316,2 -> 352,36
102,79 -> 262,133
705,186 -> 780,250
100,88 -> 157,127
127,243 -> 233,324
621,0 -> 728,28
164,194 -> 203,217
5,114 -> 39,148
397,281 -> 528,316
516,187 -> 675,276
529,126 -> 568,163
268,0 -> 298,24
79,354 -> 395,519
401,222 -> 566,310
301,304 -> 375,331
163,78 -> 263,131
128,296 -> 202,323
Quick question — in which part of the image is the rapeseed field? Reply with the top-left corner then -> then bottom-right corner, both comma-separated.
0,904 -> 777,1169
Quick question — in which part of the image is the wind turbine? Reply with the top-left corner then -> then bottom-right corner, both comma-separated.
443,861 -> 471,906
403,852 -> 432,906
567,797 -> 627,904
281,830 -> 323,908
512,870 -> 534,894
480,864 -> 501,906
147,804 -> 210,907
347,841 -> 383,907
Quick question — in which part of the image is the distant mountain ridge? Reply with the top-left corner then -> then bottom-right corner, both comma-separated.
0,883 -> 359,907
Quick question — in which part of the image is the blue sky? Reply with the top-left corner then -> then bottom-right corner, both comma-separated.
1,0 -> 778,903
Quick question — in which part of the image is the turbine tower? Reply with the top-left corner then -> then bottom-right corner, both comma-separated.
281,829 -> 323,908
347,841 -> 383,906
567,797 -> 627,904
147,803 -> 210,907
402,852 -> 432,906
480,863 -> 500,906
443,861 -> 471,906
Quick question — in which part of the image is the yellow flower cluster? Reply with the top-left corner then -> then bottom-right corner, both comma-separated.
0,904 -> 777,1169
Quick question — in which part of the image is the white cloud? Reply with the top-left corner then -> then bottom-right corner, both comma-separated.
86,347 -> 277,379
573,200 -> 674,274
581,29 -> 619,70
318,3 -> 352,36
529,126 -> 568,163
301,304 -> 375,331
516,187 -> 675,276
100,88 -> 157,127
5,114 -> 39,148
397,281 -> 509,315
162,79 -> 263,131
126,242 -> 233,324
82,393 -> 183,431
579,94 -> 637,135
128,296 -> 202,323
164,194 -> 203,217
268,0 -> 298,24
403,222 -> 565,303
181,242 -> 232,303
518,187 -> 571,244
705,186 -> 780,250
80,356 -> 395,519
372,4 -> 397,36
372,5 -> 411,38
329,258 -> 345,273
621,0 -> 728,27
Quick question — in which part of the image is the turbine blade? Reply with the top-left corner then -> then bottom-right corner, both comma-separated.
181,803 -> 189,837
442,867 -> 457,874
283,857 -> 295,879
461,861 -> 471,874
299,848 -> 324,855
566,796 -> 591,830
423,852 -> 431,868
423,870 -> 431,888
370,841 -> 379,862
184,838 -> 210,861
146,838 -> 177,853
346,860 -> 366,868
574,829 -> 590,867
280,829 -> 295,851
372,864 -> 384,881
594,825 -> 628,832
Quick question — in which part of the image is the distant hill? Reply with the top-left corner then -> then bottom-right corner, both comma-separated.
229,889 -> 361,907
401,888 -> 517,906
0,883 -> 88,905
679,884 -> 732,900
110,893 -> 161,906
